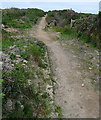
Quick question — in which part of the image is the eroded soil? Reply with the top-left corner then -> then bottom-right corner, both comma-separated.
29,16 -> 99,118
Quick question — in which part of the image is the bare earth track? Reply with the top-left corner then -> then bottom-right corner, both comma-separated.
32,16 -> 99,118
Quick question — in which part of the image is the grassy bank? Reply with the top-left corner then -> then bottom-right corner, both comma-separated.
2,8 -> 45,28
46,10 -> 100,49
50,25 -> 99,48
1,8 -> 62,118
2,33 -> 58,118
45,10 -> 99,89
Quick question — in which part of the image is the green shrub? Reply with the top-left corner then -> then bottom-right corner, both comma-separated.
28,43 -> 47,68
2,8 -> 45,28
19,52 -> 30,60
47,10 -> 99,48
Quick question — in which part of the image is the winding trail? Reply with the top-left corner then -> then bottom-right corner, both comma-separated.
34,16 -> 99,118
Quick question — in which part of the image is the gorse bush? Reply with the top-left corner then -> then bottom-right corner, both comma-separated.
46,9 -> 77,26
73,14 -> 99,48
46,9 -> 100,48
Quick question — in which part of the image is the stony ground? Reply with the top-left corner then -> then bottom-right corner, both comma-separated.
2,15 -> 99,118
2,28 -> 61,118
28,16 -> 99,118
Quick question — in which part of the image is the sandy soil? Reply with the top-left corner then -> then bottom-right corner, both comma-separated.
31,16 -> 99,118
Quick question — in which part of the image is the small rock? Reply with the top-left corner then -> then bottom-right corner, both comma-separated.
82,84 -> 84,87
23,60 -> 28,63
2,53 -> 13,72
2,24 -> 5,28
21,105 -> 24,110
28,79 -> 31,85
6,99 -> 13,112
0,61 -> 3,65
89,67 -> 92,70
94,80 -> 96,83
23,46 -> 27,48
0,51 -> 2,55
80,93 -> 82,96
50,101 -> 54,104
12,64 -> 14,67
95,50 -> 99,55
22,64 -> 26,66
9,45 -> 16,49
46,84 -> 53,99
32,65 -> 35,68
85,44 -> 89,47
14,59 -> 21,64
16,55 -> 21,58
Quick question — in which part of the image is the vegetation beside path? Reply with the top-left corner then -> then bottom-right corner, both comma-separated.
45,10 -> 100,90
1,8 -> 62,118
46,10 -> 100,48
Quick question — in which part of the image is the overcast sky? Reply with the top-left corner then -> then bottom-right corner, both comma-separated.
1,0 -> 100,14
0,0 -> 100,2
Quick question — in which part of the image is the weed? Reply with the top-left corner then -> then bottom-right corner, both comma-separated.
19,52 -> 30,60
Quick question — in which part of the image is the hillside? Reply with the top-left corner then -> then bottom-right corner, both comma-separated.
1,8 -> 61,118
2,8 -> 45,28
46,9 -> 100,48
1,8 -> 100,119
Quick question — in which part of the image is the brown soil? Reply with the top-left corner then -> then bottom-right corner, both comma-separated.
30,16 -> 99,118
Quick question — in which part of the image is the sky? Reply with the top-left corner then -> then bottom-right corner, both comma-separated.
1,0 -> 100,14
100,1 -> 101,11
0,0 -> 100,2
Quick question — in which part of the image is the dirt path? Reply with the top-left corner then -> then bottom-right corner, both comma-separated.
33,16 -> 99,118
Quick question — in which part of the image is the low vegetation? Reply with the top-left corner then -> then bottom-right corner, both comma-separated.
2,8 -> 45,28
1,8 -> 62,118
46,9 -> 100,48
1,7 -> 100,119
46,9 -> 99,89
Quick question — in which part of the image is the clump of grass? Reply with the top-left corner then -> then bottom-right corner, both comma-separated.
55,106 -> 63,117
2,29 -> 20,50
28,42 -> 47,68
51,25 -> 77,39
19,52 -> 30,60
9,53 -> 16,60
